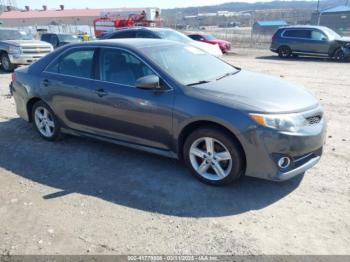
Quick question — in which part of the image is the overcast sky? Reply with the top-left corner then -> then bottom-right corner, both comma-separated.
15,0 -> 304,9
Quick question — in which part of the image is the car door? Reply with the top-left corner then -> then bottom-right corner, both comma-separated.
309,29 -> 330,55
283,29 -> 313,53
89,47 -> 174,150
40,47 -> 98,132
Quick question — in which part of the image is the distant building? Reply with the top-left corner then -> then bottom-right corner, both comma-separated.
0,6 -> 145,27
252,20 -> 288,35
311,5 -> 350,35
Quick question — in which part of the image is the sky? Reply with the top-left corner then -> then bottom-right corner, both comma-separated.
15,0 -> 288,10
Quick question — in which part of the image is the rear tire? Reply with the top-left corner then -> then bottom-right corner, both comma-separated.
32,101 -> 62,141
1,53 -> 15,72
278,46 -> 292,58
183,128 -> 245,186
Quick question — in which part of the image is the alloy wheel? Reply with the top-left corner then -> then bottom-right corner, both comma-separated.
334,49 -> 345,61
189,137 -> 233,181
279,47 -> 291,58
34,106 -> 55,138
1,55 -> 10,71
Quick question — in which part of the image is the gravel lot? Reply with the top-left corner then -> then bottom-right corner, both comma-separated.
0,49 -> 349,255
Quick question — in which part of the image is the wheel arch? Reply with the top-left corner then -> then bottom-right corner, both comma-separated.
177,120 -> 247,169
26,97 -> 43,122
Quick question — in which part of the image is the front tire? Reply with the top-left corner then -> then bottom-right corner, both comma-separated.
333,48 -> 347,62
1,53 -> 15,72
32,101 -> 62,141
278,46 -> 292,58
183,128 -> 245,185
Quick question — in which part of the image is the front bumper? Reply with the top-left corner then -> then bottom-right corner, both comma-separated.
242,107 -> 326,181
9,53 -> 49,65
342,46 -> 350,60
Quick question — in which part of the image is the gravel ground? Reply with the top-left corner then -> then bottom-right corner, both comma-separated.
0,49 -> 349,255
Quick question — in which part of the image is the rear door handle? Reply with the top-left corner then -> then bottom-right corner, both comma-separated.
95,88 -> 108,97
42,79 -> 50,87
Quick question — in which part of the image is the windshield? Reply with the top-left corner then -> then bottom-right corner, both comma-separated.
142,44 -> 239,86
155,29 -> 192,44
205,34 -> 216,41
58,34 -> 80,42
0,29 -> 33,41
322,27 -> 341,40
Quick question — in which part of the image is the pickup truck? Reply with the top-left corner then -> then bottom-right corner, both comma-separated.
0,28 -> 53,72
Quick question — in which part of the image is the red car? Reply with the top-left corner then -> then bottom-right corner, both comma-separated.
188,33 -> 231,53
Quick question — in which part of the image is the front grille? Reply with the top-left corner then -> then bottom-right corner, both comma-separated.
21,46 -> 51,54
306,115 -> 322,125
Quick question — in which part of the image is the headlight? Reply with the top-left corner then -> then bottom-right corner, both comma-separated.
250,113 -> 307,132
9,45 -> 22,54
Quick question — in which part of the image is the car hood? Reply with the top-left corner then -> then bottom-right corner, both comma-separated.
335,36 -> 350,43
188,70 -> 319,114
2,40 -> 53,47
190,41 -> 223,57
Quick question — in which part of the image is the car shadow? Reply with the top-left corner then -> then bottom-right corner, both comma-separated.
255,55 -> 338,63
0,118 -> 303,218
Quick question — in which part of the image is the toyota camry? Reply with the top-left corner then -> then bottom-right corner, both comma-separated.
10,39 -> 326,185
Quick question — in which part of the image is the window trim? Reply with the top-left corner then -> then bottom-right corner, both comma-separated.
281,29 -> 312,40
43,46 -> 97,80
281,28 -> 328,41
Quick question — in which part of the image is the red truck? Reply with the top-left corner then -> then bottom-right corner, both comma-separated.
94,8 -> 162,38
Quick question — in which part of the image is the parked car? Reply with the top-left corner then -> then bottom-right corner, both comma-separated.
41,33 -> 81,48
100,27 -> 223,56
11,39 -> 326,185
0,28 -> 53,72
188,33 -> 231,53
271,25 -> 350,61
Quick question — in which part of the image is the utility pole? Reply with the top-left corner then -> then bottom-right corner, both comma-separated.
317,0 -> 321,26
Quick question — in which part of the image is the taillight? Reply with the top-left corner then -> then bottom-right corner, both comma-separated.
11,72 -> 16,82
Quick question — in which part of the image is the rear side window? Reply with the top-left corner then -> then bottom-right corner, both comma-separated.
46,49 -> 95,78
283,29 -> 311,39
110,31 -> 136,39
135,30 -> 157,38
41,34 -> 50,42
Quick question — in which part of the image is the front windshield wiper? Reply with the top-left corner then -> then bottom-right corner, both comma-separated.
216,71 -> 238,81
186,80 -> 211,86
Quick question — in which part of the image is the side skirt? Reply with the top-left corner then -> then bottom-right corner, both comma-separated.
61,127 -> 178,160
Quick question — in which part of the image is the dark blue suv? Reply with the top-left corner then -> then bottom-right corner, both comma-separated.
270,25 -> 350,61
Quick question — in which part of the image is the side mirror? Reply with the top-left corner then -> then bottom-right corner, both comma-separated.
136,75 -> 160,90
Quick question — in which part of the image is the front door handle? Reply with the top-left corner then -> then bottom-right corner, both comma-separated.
42,79 -> 50,87
95,88 -> 108,97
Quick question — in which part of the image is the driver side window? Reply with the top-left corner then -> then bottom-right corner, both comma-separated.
99,48 -> 154,86
311,30 -> 327,41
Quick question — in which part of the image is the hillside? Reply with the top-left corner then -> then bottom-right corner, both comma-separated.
163,0 -> 347,15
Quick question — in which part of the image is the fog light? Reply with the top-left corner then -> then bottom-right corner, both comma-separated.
278,157 -> 291,169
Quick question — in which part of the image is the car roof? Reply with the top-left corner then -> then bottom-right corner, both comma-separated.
77,38 -> 181,49
107,27 -> 172,33
278,25 -> 330,31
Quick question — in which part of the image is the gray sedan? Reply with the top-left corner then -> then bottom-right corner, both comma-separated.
10,39 -> 326,185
